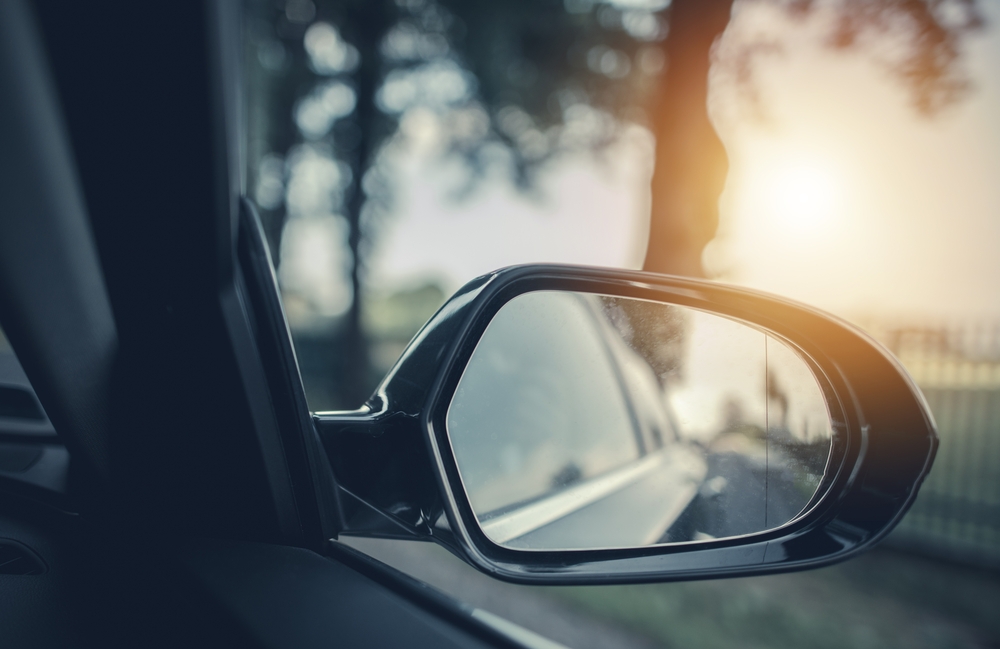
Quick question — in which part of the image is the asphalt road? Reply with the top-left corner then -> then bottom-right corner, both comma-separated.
694,451 -> 807,539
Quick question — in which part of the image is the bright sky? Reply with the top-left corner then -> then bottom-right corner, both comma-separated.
712,1 -> 1000,321
365,2 -> 1000,324
365,120 -> 651,292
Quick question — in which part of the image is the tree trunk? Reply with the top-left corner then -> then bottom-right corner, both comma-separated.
340,5 -> 393,408
643,0 -> 734,278
341,60 -> 375,408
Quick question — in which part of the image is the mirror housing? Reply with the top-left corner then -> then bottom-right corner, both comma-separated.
316,265 -> 937,584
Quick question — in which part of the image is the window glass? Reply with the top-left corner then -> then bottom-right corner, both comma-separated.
246,0 -> 1000,645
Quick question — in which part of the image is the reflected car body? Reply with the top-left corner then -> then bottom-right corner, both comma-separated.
449,291 -> 708,550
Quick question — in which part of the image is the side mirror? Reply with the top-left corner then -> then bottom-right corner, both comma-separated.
317,265 -> 936,584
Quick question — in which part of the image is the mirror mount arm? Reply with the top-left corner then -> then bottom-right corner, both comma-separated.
315,410 -> 452,548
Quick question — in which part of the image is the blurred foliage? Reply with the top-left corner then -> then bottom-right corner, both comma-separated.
364,282 -> 447,382
244,0 -> 984,408
363,282 -> 447,341
600,296 -> 688,383
712,0 -> 986,123
551,547 -> 1000,648
245,0 -> 986,258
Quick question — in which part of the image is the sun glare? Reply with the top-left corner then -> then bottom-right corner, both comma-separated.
765,162 -> 839,229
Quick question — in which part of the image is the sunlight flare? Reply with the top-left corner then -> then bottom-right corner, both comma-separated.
764,161 -> 839,230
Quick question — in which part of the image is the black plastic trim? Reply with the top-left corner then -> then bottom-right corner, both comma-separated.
326,541 -> 551,649
235,200 -> 343,547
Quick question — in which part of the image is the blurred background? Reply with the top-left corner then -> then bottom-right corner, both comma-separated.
242,0 -> 1000,646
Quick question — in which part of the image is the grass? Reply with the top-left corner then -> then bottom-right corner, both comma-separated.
345,538 -> 1000,649
547,548 -> 1000,649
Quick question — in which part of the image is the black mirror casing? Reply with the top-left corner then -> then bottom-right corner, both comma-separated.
317,264 -> 937,584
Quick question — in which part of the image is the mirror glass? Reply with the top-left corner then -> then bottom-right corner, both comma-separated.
446,291 -> 833,550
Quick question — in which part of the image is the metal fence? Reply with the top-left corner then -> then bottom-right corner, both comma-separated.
865,322 -> 1000,568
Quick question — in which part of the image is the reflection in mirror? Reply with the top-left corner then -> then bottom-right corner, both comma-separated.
446,291 -> 833,550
